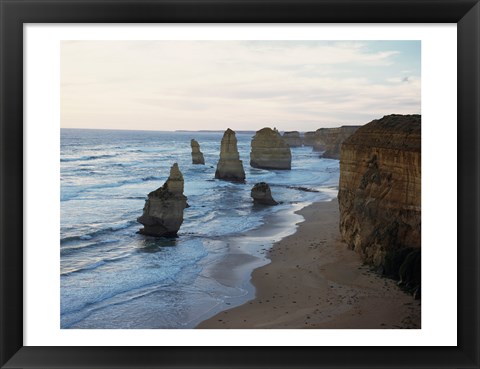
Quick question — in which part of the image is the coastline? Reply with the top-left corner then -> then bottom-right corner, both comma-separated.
197,198 -> 421,329
184,202 -> 309,328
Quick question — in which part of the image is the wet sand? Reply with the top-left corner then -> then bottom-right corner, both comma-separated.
197,199 -> 420,329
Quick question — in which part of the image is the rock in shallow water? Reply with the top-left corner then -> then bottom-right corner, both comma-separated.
137,163 -> 188,237
251,182 -> 278,205
250,127 -> 291,170
215,128 -> 246,182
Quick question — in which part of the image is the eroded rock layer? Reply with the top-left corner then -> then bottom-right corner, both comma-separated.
313,126 -> 361,159
250,128 -> 291,170
338,114 -> 421,292
138,163 -> 188,237
215,128 -> 246,182
282,131 -> 302,147
191,139 -> 205,165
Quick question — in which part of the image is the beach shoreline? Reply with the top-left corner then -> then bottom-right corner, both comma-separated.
197,198 -> 421,329
183,201 -> 311,328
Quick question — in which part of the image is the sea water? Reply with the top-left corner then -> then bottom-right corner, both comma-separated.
60,129 -> 339,328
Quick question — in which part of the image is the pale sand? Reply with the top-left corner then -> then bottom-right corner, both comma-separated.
197,199 -> 420,329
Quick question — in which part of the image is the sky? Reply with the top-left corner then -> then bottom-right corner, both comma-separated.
61,40 -> 420,132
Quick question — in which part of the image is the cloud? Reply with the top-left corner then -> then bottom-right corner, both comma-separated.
61,41 -> 420,131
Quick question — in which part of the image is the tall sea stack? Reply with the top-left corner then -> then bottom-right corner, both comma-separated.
250,128 -> 291,170
137,163 -> 188,237
215,128 -> 246,182
191,139 -> 205,165
338,114 -> 421,294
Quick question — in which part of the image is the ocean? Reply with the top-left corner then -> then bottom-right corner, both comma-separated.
60,128 -> 339,328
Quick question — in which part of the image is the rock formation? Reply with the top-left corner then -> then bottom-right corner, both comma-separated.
191,139 -> 205,165
338,114 -> 421,294
282,131 -> 302,147
251,182 -> 278,205
313,126 -> 360,159
137,163 -> 188,237
250,128 -> 291,170
303,131 -> 316,146
215,128 -> 246,182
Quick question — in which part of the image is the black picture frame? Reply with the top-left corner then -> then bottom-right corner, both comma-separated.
1,0 -> 479,368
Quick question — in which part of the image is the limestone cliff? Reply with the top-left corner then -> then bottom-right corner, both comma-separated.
251,182 -> 278,205
191,139 -> 205,165
250,128 -> 291,170
138,163 -> 188,237
215,128 -> 246,182
313,126 -> 360,159
282,131 -> 302,147
338,114 -> 421,294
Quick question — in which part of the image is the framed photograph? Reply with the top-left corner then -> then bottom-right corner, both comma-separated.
1,0 -> 478,368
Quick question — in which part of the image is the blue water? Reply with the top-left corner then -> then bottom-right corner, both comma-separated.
60,129 -> 339,328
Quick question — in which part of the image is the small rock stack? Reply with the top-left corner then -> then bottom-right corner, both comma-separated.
191,139 -> 205,165
251,182 -> 278,205
137,163 -> 188,237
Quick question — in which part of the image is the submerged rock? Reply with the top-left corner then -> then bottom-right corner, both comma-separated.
251,182 -> 278,205
191,139 -> 205,165
250,127 -> 291,170
215,128 -> 246,182
282,131 -> 302,147
137,163 -> 188,237
338,114 -> 421,278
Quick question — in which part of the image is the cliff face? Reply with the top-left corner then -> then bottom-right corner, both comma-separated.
282,131 -> 302,147
313,126 -> 360,159
250,128 -> 291,170
215,128 -> 246,182
191,139 -> 205,165
338,115 -> 421,292
137,163 -> 188,237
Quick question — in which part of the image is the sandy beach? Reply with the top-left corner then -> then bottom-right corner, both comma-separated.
197,199 -> 421,329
